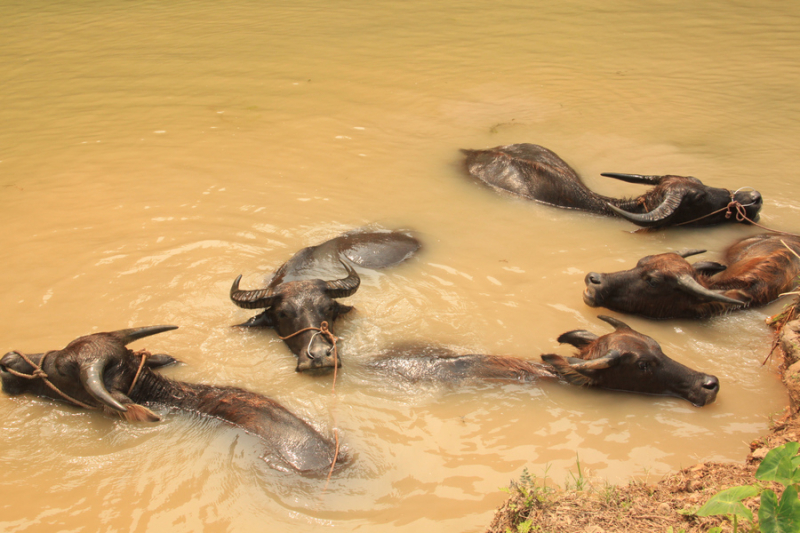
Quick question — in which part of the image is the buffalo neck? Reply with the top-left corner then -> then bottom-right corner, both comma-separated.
548,177 -> 641,215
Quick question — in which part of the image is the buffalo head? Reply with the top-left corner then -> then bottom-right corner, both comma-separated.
541,316 -> 719,406
583,249 -> 748,319
1,326 -> 178,420
602,173 -> 762,228
230,261 -> 360,372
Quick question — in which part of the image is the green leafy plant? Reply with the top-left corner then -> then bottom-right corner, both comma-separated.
695,442 -> 800,532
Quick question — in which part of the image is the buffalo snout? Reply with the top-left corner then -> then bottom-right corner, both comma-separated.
582,272 -> 604,307
688,373 -> 720,407
733,189 -> 762,222
296,334 -> 342,373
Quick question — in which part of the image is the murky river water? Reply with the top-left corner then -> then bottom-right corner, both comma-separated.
2,1 -> 800,532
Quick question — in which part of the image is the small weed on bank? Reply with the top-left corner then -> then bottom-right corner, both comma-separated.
499,459 -> 616,533
500,466 -> 556,533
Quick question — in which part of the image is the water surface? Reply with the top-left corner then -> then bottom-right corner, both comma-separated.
2,2 -> 800,532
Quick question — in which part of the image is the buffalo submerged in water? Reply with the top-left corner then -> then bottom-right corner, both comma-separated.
230,229 -> 421,373
461,143 -> 762,229
583,233 -> 800,319
367,315 -> 719,407
0,326 -> 343,475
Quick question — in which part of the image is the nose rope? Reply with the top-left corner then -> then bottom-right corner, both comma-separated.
3,352 -> 96,410
278,321 -> 340,392
673,189 -> 798,236
731,186 -> 759,208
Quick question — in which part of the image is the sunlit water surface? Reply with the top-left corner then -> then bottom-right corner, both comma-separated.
2,1 -> 800,532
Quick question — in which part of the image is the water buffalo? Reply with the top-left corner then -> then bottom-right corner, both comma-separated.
542,315 -> 719,406
367,316 -> 719,406
583,233 -> 800,319
461,143 -> 762,228
230,229 -> 421,373
0,326 -> 342,475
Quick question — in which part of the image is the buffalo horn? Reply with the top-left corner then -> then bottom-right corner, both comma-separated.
110,325 -> 179,346
675,249 -> 707,258
606,189 -> 683,226
541,351 -> 623,387
324,261 -> 361,298
597,315 -> 632,331
540,354 -> 593,386
79,359 -> 128,412
601,172 -> 663,185
675,274 -> 747,305
569,350 -> 623,370
230,275 -> 278,309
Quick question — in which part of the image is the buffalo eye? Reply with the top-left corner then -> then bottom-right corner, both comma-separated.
645,275 -> 660,288
638,360 -> 649,372
689,189 -> 705,201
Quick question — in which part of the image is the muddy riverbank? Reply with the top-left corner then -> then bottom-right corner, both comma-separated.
486,308 -> 800,533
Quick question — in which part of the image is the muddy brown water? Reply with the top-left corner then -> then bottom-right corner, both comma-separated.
2,2 -> 800,532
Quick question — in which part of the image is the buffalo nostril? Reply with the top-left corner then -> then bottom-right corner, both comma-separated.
702,376 -> 719,391
585,272 -> 602,285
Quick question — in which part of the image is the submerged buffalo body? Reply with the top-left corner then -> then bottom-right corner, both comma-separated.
0,326 -> 341,474
367,316 -> 718,406
462,143 -> 762,229
584,234 -> 800,319
231,230 -> 421,372
366,343 -> 557,383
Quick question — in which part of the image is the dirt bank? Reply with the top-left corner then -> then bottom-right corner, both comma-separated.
486,314 -> 800,533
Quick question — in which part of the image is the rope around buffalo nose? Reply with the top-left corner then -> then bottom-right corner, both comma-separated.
277,321 -> 341,484
278,321 -> 340,392
675,189 -> 798,236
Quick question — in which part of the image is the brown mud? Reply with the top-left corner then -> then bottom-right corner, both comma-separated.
486,306 -> 800,533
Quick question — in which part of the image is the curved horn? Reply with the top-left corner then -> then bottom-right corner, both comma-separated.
572,350 -> 623,370
325,261 -> 361,298
541,351 -> 623,387
110,325 -> 179,346
230,275 -> 278,309
675,274 -> 748,305
606,189 -> 683,227
597,315 -> 632,331
601,172 -> 663,185
79,359 -> 127,412
675,249 -> 707,258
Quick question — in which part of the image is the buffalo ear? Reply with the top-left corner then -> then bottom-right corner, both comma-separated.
541,354 -> 595,387
233,310 -> 275,329
724,289 -> 753,305
557,330 -> 598,349
106,390 -> 162,422
692,261 -> 727,275
118,404 -> 161,422
144,354 -> 181,369
336,303 -> 354,316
